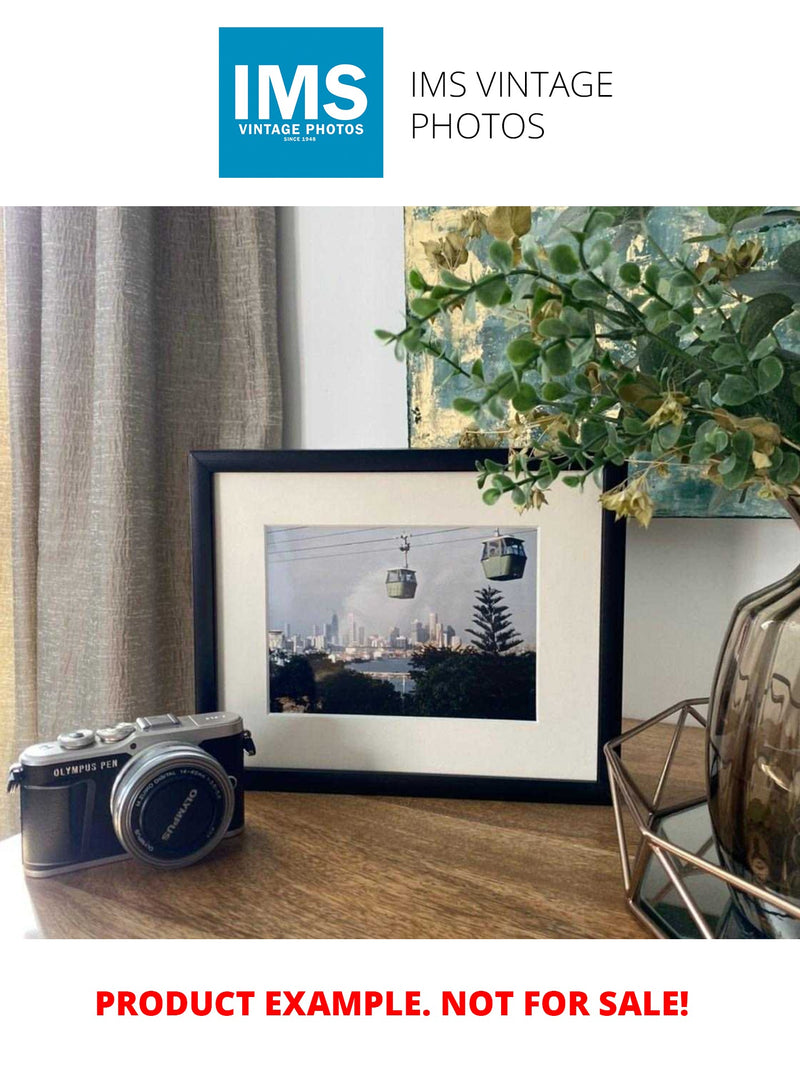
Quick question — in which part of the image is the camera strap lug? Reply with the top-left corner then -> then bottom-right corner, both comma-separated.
6,762 -> 23,793
242,730 -> 256,757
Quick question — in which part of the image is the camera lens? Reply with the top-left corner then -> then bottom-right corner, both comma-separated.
110,743 -> 235,868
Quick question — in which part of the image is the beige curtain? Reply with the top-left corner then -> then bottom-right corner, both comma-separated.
1,207 -> 281,837
0,212 -> 16,836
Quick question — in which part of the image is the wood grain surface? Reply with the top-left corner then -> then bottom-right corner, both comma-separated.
0,719 -> 706,939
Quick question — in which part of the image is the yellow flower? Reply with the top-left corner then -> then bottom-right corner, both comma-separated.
697,238 -> 764,283
459,210 -> 487,239
645,393 -> 687,430
599,475 -> 655,527
422,232 -> 469,272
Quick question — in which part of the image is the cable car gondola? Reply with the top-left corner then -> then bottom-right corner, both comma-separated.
385,533 -> 417,599
480,529 -> 527,582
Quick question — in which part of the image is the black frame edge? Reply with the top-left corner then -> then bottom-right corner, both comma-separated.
190,449 -> 626,804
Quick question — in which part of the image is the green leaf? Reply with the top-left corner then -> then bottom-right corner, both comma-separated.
548,244 -> 580,275
520,234 -> 540,269
587,239 -> 611,268
470,358 -> 484,381
507,336 -> 539,366
586,211 -> 615,234
778,241 -> 800,277
511,487 -> 527,507
572,278 -> 604,300
408,268 -> 427,291
482,488 -> 502,505
537,318 -> 570,339
410,297 -> 439,318
622,416 -> 646,434
540,381 -> 568,402
644,264 -> 660,290
671,271 -> 696,289
512,383 -> 538,412
712,343 -> 745,367
707,207 -> 765,230
732,430 -> 755,459
477,276 -> 511,308
638,327 -> 678,375
720,457 -> 750,490
656,422 -> 681,449
374,329 -> 394,342
543,341 -> 573,376
488,240 -> 513,272
403,327 -> 422,353
717,374 -> 757,406
757,354 -> 784,394
439,269 -> 470,289
740,293 -> 794,349
453,396 -> 480,414
776,452 -> 800,485
618,262 -> 641,285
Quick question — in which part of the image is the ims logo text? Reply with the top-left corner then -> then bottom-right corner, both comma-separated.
219,27 -> 383,178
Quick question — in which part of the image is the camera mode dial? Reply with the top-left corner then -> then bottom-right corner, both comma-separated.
57,728 -> 95,750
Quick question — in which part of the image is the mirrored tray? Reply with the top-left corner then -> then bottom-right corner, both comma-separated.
604,699 -> 800,939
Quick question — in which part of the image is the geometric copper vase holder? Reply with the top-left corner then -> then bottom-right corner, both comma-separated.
604,698 -> 800,938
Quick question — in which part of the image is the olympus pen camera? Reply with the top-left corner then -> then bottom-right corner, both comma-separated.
7,712 -> 255,877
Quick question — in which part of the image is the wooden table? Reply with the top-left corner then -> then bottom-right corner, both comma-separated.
0,719 -> 706,939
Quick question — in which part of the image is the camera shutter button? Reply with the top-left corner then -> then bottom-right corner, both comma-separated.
96,722 -> 137,744
57,728 -> 96,750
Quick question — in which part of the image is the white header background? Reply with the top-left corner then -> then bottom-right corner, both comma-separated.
0,0 -> 797,204
1,0 -> 796,1061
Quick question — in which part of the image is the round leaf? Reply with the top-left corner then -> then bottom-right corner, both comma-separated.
410,297 -> 439,318
512,383 -> 538,412
757,354 -> 784,394
717,374 -> 757,407
548,244 -> 580,275
488,240 -> 513,272
587,239 -> 611,269
619,262 -> 641,285
543,341 -> 573,376
507,336 -> 539,366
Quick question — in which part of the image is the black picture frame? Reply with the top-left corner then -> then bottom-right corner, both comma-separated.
190,449 -> 626,804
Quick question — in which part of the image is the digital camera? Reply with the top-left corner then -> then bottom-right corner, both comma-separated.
7,712 -> 255,877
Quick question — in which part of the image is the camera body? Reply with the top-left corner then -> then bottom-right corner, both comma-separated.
8,712 -> 255,877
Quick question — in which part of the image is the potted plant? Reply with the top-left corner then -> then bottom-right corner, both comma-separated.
377,206 -> 800,937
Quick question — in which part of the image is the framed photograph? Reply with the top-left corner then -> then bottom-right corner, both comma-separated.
190,450 -> 625,802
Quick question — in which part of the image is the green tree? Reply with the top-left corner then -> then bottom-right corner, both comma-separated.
409,647 -> 535,720
465,586 -> 523,654
269,654 -> 317,713
315,669 -> 404,716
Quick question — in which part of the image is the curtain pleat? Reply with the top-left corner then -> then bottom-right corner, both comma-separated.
0,210 -> 19,837
2,208 -> 281,838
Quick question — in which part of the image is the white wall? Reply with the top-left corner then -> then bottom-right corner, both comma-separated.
278,207 -> 799,720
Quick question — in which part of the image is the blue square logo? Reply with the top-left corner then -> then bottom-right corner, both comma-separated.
219,27 -> 383,178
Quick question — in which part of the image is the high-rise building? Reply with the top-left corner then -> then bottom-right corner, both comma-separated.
428,612 -> 438,640
348,612 -> 356,646
331,612 -> 339,644
357,625 -> 365,646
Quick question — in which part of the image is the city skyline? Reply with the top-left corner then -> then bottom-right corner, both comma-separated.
265,524 -> 537,655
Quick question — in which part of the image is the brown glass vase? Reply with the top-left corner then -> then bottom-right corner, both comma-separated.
707,496 -> 800,937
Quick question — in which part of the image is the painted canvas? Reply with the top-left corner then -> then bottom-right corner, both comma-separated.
404,206 -> 800,517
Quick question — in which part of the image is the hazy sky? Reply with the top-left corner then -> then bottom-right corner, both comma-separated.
265,525 -> 537,647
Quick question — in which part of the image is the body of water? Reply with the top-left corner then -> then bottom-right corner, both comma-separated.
347,657 -> 414,693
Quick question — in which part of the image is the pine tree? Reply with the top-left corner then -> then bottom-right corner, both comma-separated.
465,586 -> 523,655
